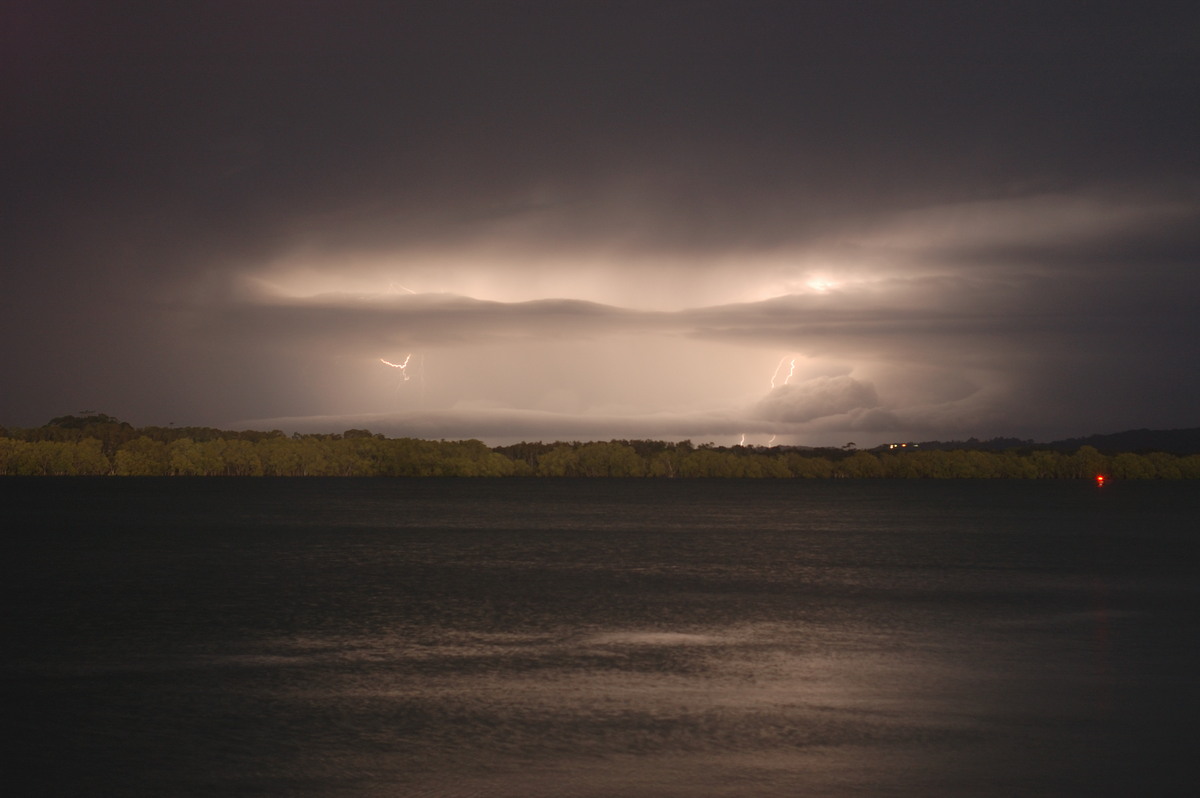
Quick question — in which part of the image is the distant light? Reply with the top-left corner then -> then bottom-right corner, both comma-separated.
1095,474 -> 1106,487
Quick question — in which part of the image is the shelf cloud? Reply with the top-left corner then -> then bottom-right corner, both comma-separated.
4,2 -> 1198,445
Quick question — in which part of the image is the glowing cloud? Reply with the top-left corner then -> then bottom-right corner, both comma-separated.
756,375 -> 881,424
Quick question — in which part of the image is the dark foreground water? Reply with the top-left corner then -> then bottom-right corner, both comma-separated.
4,478 -> 1198,797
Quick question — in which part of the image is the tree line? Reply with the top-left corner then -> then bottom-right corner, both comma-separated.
2,415 -> 1199,478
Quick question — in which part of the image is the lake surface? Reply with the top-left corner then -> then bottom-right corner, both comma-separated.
4,478 -> 1198,796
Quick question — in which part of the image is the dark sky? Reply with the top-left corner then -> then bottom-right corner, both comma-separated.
4,0 -> 1198,445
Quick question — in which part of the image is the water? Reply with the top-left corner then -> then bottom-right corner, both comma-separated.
4,478 -> 1198,796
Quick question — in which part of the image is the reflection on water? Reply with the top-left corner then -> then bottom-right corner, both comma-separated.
3,478 -> 1198,796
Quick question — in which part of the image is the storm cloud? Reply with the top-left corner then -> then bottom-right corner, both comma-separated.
3,2 -> 1198,445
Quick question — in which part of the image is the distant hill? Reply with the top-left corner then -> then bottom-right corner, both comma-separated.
1044,428 -> 1200,455
906,428 -> 1200,455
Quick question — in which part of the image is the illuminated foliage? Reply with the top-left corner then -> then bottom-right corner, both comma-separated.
1,418 -> 1198,478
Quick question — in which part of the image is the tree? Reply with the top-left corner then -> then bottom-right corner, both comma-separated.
537,445 -> 580,477
680,448 -> 741,477
836,451 -> 883,478
785,453 -> 833,478
114,437 -> 170,476
65,438 -> 110,475
216,439 -> 262,476
1145,452 -> 1182,479
575,442 -> 643,477
1110,452 -> 1154,479
1066,446 -> 1108,479
257,437 -> 303,476
647,450 -> 681,477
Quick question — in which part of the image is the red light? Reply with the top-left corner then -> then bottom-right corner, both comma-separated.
1095,474 -> 1106,486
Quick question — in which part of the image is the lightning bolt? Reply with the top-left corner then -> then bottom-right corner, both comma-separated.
388,282 -> 417,294
769,356 -> 797,389
739,434 -> 746,446
381,355 -> 412,380
768,434 -> 777,445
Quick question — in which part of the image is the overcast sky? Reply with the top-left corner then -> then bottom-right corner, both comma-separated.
3,1 -> 1198,446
